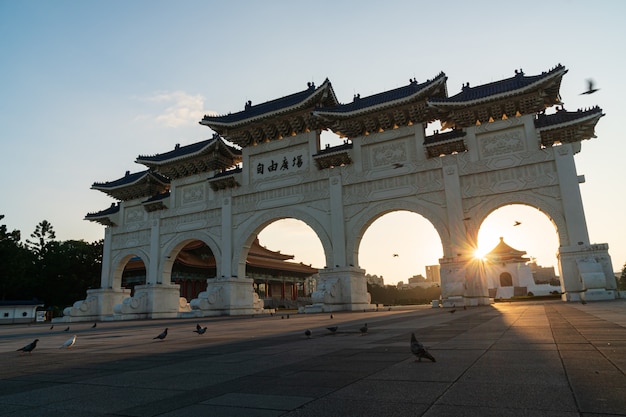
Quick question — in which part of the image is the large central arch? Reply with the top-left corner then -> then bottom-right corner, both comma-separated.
63,65 -> 616,322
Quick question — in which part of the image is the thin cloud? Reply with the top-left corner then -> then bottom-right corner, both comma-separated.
135,91 -> 217,127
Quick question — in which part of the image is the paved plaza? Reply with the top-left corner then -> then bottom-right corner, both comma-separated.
1,299 -> 625,416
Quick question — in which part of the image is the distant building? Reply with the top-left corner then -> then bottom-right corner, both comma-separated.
425,265 -> 441,285
123,237 -> 318,305
397,274 -> 438,290
0,301 -> 44,325
484,237 -> 560,298
366,274 -> 384,287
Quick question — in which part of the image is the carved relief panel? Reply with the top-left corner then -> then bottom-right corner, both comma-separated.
478,127 -> 526,158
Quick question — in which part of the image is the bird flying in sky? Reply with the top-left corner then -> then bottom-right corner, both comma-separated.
580,79 -> 599,95
513,220 -> 521,226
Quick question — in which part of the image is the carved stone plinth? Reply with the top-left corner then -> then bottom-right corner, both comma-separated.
56,288 -> 131,323
113,284 -> 189,320
439,257 -> 490,307
189,277 -> 265,316
558,243 -> 618,302
306,267 -> 374,312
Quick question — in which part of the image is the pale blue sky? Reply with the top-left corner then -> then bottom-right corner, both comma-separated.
1,0 -> 625,285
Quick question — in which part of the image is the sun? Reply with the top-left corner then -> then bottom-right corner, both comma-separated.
473,246 -> 489,260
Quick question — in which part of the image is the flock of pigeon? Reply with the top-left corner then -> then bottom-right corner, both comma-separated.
17,316 -> 436,363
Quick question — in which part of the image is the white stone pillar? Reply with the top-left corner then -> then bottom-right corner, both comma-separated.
554,145 -> 590,246
329,175 -> 347,267
148,220 -> 160,284
101,227 -> 113,288
222,197 -> 233,279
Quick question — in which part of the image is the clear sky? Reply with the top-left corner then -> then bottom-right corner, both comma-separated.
2,0 -> 625,286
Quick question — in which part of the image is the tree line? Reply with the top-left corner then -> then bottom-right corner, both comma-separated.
0,215 -> 102,316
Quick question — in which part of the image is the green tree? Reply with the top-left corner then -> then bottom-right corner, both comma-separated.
0,215 -> 35,300
32,239 -> 103,312
619,262 -> 626,291
26,220 -> 56,260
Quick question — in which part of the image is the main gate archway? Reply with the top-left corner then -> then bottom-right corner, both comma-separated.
66,65 -> 616,321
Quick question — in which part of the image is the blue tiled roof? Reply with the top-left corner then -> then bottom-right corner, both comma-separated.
201,79 -> 337,125
316,73 -> 447,114
424,129 -> 466,145
534,106 -> 603,129
92,170 -> 170,189
136,134 -> 241,163
142,191 -> 170,203
85,203 -> 120,218
209,167 -> 243,180
430,65 -> 566,104
313,142 -> 353,156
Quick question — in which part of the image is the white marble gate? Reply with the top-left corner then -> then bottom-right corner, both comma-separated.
62,65 -> 616,321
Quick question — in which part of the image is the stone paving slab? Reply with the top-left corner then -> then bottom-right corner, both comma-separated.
0,300 -> 625,416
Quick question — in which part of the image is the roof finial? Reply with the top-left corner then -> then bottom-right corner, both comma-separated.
353,93 -> 360,101
125,170 -> 130,176
245,100 -> 252,110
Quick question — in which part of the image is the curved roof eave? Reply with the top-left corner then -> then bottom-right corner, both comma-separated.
91,171 -> 169,191
200,79 -> 337,128
428,66 -> 567,109
536,110 -> 604,132
313,75 -> 447,119
136,137 -> 241,167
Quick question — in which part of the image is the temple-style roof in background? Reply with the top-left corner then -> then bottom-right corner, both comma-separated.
136,133 -> 242,179
313,73 -> 447,138
313,141 -> 353,169
208,167 -> 242,191
124,238 -> 318,277
91,170 -> 170,201
485,237 -> 530,263
429,65 -> 568,129
200,79 -> 338,147
423,129 -> 467,158
84,203 -> 120,226
142,191 -> 170,212
535,106 -> 604,147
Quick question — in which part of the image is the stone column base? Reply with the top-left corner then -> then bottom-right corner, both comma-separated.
306,267 -> 374,313
189,277 -> 265,316
57,288 -> 131,323
113,284 -> 188,320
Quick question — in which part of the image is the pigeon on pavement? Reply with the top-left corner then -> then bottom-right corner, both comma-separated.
61,335 -> 77,349
360,323 -> 368,335
154,328 -> 168,340
410,333 -> 435,362
327,326 -> 338,334
304,329 -> 312,338
194,324 -> 207,335
17,339 -> 39,355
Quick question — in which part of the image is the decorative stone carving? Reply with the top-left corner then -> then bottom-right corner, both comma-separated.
369,141 -> 407,167
479,128 -> 525,157
181,184 -> 205,205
